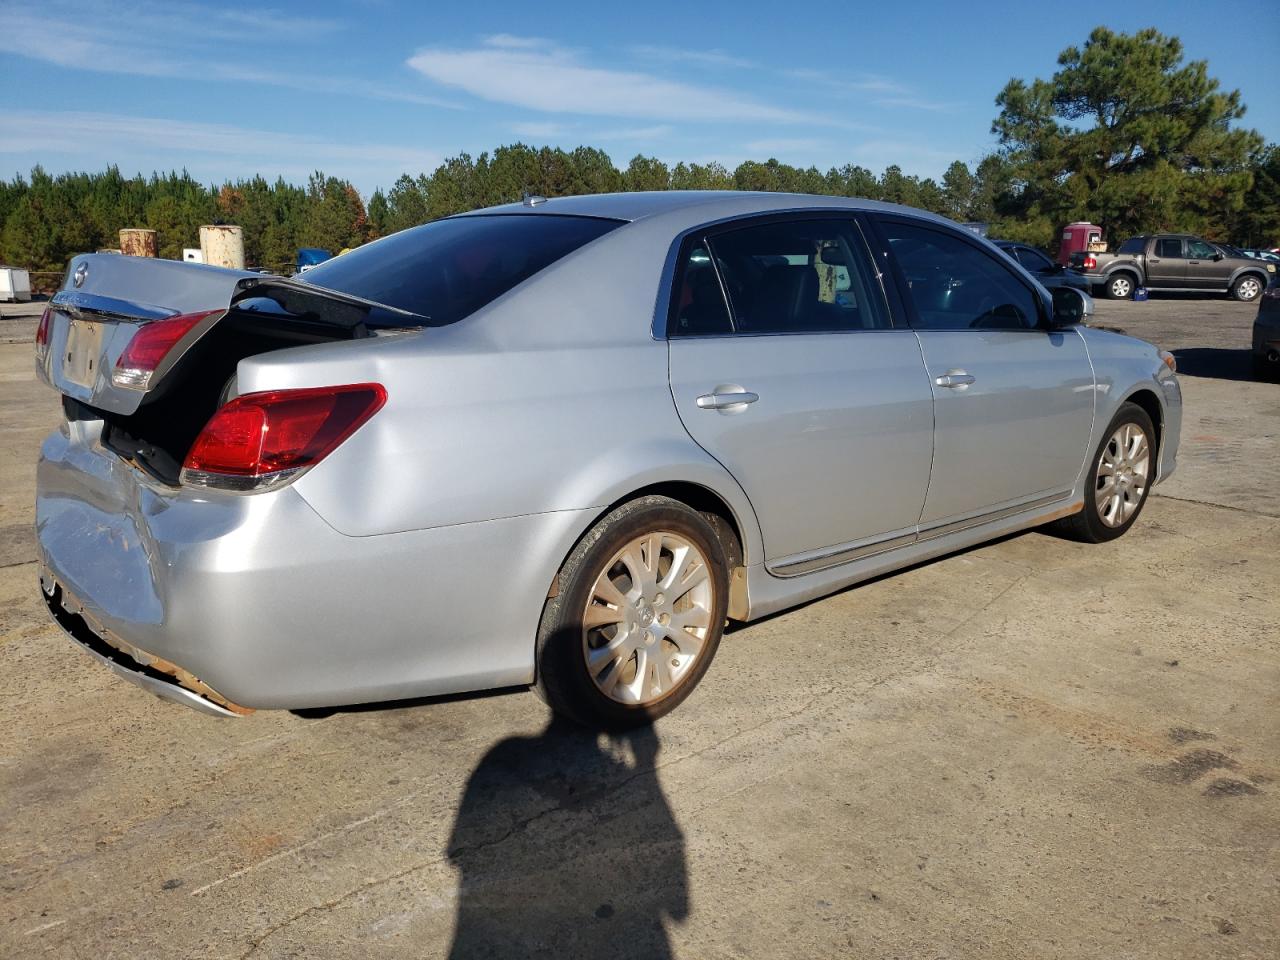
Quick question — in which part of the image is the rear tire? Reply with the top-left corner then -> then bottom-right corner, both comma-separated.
534,496 -> 729,729
1049,402 -> 1156,544
1232,275 -> 1264,302
1105,274 -> 1135,300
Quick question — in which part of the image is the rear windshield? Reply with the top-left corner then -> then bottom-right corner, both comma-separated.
299,214 -> 622,325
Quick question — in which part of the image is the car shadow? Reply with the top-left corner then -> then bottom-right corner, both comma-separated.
444,714 -> 688,958
1171,347 -> 1265,382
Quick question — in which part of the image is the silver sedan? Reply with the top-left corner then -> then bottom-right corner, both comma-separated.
34,192 -> 1182,728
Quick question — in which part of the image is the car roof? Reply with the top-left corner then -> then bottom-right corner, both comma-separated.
452,190 -> 957,229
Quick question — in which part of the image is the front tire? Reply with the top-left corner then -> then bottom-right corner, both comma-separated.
1105,274 -> 1135,300
535,496 -> 729,729
1050,402 -> 1156,543
1232,275 -> 1264,302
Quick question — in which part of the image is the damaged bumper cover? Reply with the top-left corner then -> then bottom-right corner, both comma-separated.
40,571 -> 249,718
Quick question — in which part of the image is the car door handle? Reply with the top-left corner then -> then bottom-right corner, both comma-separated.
934,371 -> 976,389
696,390 -> 759,410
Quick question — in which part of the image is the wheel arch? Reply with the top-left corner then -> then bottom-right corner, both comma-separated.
1107,266 -> 1142,286
1231,268 -> 1269,291
549,476 -> 760,622
1118,386 -> 1164,462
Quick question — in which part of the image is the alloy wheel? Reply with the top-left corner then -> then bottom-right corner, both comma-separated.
1237,277 -> 1261,301
581,531 -> 715,705
1095,422 -> 1151,527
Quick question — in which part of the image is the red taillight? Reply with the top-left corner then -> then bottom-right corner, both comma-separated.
181,383 -> 387,492
35,307 -> 53,361
1082,255 -> 1097,270
113,309 -> 222,389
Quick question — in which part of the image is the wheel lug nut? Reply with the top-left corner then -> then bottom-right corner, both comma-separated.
654,592 -> 665,605
658,612 -> 670,626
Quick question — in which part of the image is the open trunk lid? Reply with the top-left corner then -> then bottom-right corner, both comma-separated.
36,253 -> 423,416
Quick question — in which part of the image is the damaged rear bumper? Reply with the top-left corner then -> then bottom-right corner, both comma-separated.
40,573 -> 249,717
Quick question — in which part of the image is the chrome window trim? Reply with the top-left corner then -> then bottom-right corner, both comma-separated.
652,207 -> 905,340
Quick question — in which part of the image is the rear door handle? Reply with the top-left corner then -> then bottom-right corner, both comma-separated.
696,390 -> 759,410
934,371 -> 976,389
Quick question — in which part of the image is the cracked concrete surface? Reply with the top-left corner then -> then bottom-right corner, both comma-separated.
1,297 -> 1277,958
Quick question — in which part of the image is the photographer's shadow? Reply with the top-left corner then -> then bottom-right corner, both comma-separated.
446,715 -> 687,959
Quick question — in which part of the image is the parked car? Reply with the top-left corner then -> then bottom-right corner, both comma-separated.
33,193 -> 1183,728
993,241 -> 1091,294
1240,248 -> 1280,264
1072,234 -> 1274,301
1253,277 -> 1280,380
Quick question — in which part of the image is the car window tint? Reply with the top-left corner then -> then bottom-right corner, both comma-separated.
1187,239 -> 1216,259
670,244 -> 733,336
300,214 -> 621,326
881,220 -> 1040,331
705,220 -> 889,334
1118,237 -> 1146,254
1016,246 -> 1054,271
1156,238 -> 1184,259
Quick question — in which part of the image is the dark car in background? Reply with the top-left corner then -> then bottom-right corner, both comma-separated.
994,241 -> 1091,294
1253,278 -> 1280,380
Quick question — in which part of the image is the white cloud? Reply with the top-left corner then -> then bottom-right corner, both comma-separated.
482,33 -> 555,50
0,110 -> 442,177
407,42 -> 827,125
628,45 -> 755,69
0,2 -> 459,109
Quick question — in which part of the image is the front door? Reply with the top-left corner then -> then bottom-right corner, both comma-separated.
1146,237 -> 1187,286
666,217 -> 934,569
1184,238 -> 1231,290
871,216 -> 1096,528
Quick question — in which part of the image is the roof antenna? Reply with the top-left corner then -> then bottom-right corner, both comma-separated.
522,190 -> 548,207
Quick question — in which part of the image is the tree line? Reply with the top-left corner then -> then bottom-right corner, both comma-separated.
1,27 -> 1277,278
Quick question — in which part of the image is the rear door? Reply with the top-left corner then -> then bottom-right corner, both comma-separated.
666,216 -> 934,573
1145,237 -> 1187,286
870,215 -> 1095,528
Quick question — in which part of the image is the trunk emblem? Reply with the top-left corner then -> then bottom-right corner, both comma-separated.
73,263 -> 88,288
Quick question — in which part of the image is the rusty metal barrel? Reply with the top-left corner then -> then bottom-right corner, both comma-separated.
119,228 -> 158,258
199,225 -> 245,270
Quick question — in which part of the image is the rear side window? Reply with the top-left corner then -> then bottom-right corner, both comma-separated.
1015,246 -> 1054,271
880,220 -> 1040,331
300,214 -> 621,325
686,219 -> 889,335
1156,238 -> 1184,259
1118,237 -> 1145,254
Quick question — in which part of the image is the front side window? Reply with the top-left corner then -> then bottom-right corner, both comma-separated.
1187,239 -> 1217,259
880,220 -> 1041,331
698,219 -> 889,334
1156,238 -> 1184,259
301,214 -> 622,326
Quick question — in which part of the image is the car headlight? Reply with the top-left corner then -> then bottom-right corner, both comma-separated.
1157,350 -> 1176,379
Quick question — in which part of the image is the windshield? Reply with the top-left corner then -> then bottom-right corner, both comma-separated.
300,214 -> 623,326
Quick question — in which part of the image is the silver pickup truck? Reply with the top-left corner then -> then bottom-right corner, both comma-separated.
1072,234 -> 1274,302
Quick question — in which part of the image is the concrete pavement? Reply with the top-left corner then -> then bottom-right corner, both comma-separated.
1,297 -> 1276,959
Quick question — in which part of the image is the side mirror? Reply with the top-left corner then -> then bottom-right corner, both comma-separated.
1049,287 -> 1093,327
1212,252 -> 1224,261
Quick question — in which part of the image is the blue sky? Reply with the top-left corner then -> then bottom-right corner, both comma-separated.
1,0 -> 1276,197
